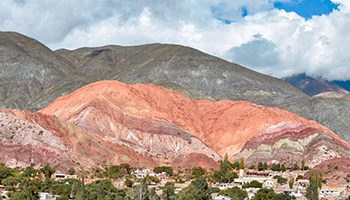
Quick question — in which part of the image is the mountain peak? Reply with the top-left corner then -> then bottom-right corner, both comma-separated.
283,73 -> 349,97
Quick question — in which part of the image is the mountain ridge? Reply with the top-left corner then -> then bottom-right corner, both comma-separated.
2,31 -> 350,143
283,73 -> 349,98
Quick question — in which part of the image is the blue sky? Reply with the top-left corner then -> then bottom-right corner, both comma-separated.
274,0 -> 339,19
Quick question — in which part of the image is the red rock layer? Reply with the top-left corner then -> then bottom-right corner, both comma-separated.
39,81 -> 350,161
1,80 -> 350,171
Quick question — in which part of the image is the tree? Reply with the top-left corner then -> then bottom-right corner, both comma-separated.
249,165 -> 256,169
273,175 -> 287,184
242,180 -> 262,188
258,162 -> 268,171
306,172 -> 323,200
68,168 -> 75,175
0,165 -> 14,183
124,177 -> 134,188
125,179 -> 158,200
289,178 -> 294,189
252,188 -> 295,200
10,187 -> 39,200
21,166 -> 38,178
2,177 -> 21,192
84,179 -> 125,200
239,159 -> 245,170
271,163 -> 285,172
212,155 -> 238,183
119,163 -> 132,176
40,164 -> 56,179
232,161 -> 240,170
107,165 -> 121,179
296,175 -> 304,181
191,166 -> 206,179
144,175 -> 160,185
281,164 -> 286,172
161,182 -> 177,200
153,166 -> 173,176
177,177 -> 211,200
219,187 -> 248,200
292,163 -> 300,170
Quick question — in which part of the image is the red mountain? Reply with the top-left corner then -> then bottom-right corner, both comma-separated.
1,81 -> 349,172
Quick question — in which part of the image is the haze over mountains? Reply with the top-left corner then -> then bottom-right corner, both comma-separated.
1,31 -> 350,180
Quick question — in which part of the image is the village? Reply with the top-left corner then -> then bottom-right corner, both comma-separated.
1,159 -> 349,200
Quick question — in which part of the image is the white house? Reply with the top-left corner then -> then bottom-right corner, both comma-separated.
320,186 -> 345,199
213,195 -> 232,200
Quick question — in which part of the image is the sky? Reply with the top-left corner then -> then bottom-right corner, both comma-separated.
1,0 -> 350,80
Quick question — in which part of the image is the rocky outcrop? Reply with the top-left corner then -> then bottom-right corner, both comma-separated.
235,123 -> 350,167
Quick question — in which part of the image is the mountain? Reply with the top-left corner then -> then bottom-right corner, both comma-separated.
1,81 -> 349,171
283,73 -> 349,98
0,32 -> 87,110
55,44 -> 307,107
2,31 -> 350,143
56,44 -> 350,142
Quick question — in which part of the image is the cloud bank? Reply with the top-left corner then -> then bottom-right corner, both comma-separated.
1,0 -> 350,80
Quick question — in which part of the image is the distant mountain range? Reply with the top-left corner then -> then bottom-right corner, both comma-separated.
1,32 -> 350,182
283,73 -> 350,98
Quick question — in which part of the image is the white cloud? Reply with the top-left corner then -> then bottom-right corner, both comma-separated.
1,0 -> 350,80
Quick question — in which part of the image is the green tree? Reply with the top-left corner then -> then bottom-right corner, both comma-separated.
68,168 -> 75,175
177,177 -> 211,200
2,177 -> 21,192
40,164 -> 56,179
191,166 -> 206,179
296,175 -> 304,181
239,159 -> 245,170
161,182 -> 177,200
273,175 -> 287,184
232,161 -> 240,170
306,172 -> 323,200
119,163 -> 132,176
124,178 -> 134,188
289,179 -> 294,189
153,166 -> 173,176
21,166 -> 38,178
257,162 -> 268,171
144,175 -> 160,185
0,165 -> 14,183
212,155 -> 238,183
219,187 -> 248,200
125,179 -> 157,200
10,187 -> 39,200
292,163 -> 300,170
249,165 -> 256,169
242,180 -> 263,188
84,179 -> 125,200
252,188 -> 295,200
107,165 -> 121,179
